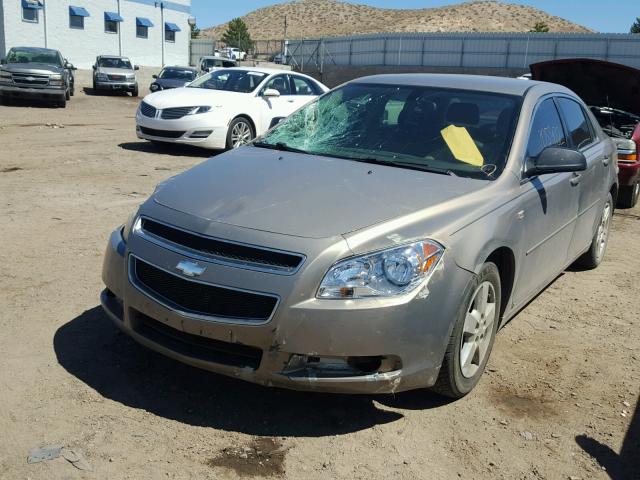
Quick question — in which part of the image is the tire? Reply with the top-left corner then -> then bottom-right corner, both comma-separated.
70,84 -> 75,97
57,96 -> 67,108
226,117 -> 255,149
575,192 -> 613,269
131,86 -> 139,97
65,88 -> 70,101
431,262 -> 501,398
617,182 -> 639,209
92,80 -> 98,93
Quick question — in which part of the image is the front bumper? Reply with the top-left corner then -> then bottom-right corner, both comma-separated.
95,81 -> 137,91
0,84 -> 65,98
618,161 -> 640,187
135,110 -> 227,150
101,211 -> 472,394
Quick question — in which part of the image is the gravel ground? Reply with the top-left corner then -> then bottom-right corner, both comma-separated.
0,87 -> 638,480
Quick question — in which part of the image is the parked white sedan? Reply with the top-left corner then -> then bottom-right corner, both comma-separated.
135,67 -> 329,150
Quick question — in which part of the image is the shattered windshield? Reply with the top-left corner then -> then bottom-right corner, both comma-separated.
256,83 -> 520,179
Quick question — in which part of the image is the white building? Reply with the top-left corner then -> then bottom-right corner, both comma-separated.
0,0 -> 192,68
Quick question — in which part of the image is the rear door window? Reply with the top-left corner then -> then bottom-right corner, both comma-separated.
527,98 -> 567,158
556,98 -> 594,150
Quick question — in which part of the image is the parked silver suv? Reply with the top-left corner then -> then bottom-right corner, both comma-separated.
101,74 -> 617,398
92,55 -> 139,96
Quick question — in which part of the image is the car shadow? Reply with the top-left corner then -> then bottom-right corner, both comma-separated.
0,96 -> 60,108
575,396 -> 639,480
52,306 -> 457,437
82,87 -> 131,97
118,141 -> 215,158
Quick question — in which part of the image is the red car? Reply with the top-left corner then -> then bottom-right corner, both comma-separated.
531,59 -> 640,208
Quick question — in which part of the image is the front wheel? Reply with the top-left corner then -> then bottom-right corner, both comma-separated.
65,88 -> 70,101
131,86 -> 139,97
575,192 -> 613,269
431,262 -> 501,398
57,96 -> 67,108
226,117 -> 254,149
618,182 -> 639,209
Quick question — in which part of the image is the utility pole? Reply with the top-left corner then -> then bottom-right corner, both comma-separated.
117,0 -> 122,56
42,0 -> 47,48
156,1 -> 165,66
284,15 -> 287,39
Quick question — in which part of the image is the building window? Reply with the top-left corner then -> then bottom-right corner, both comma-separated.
104,12 -> 123,34
69,6 -> 90,30
136,17 -> 153,39
164,22 -> 181,43
21,0 -> 43,23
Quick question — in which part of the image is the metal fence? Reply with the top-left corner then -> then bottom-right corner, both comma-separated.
189,38 -> 285,65
286,32 -> 640,72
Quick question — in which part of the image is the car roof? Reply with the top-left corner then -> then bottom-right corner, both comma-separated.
350,73 -> 569,97
11,46 -> 60,54
98,55 -> 130,60
163,65 -> 197,70
224,66 -> 307,75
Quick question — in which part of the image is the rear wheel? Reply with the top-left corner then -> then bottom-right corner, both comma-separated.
618,182 -> 639,209
431,262 -> 501,398
226,117 -> 254,149
575,192 -> 613,269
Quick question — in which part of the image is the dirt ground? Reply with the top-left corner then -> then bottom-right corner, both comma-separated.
0,87 -> 638,480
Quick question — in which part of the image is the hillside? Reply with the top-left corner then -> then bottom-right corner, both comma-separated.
202,0 -> 591,40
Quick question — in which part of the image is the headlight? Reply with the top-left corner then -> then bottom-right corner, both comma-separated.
0,70 -> 11,79
122,212 -> 140,242
317,240 -> 444,299
50,74 -> 62,80
187,106 -> 211,115
150,83 -> 160,91
126,74 -> 135,80
97,73 -> 108,81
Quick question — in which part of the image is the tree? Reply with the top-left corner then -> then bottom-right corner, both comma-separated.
631,17 -> 640,34
530,22 -> 550,33
221,18 -> 254,53
190,22 -> 200,39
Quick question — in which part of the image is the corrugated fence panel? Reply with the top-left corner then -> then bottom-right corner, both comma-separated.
286,32 -> 640,71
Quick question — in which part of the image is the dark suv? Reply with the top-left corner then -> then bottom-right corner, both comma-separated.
0,46 -> 75,108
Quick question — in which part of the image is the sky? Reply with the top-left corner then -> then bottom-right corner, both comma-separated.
190,0 -> 638,33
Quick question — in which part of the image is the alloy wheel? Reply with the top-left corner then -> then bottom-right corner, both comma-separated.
230,121 -> 252,148
595,200 -> 612,261
460,281 -> 496,379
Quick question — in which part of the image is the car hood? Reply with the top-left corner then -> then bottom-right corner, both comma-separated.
530,59 -> 640,115
156,78 -> 190,89
152,147 -> 487,239
98,67 -> 135,76
1,63 -> 63,75
143,87 -> 245,108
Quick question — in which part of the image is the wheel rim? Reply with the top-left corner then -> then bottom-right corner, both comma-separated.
460,281 -> 496,379
595,200 -> 611,261
634,183 -> 640,201
230,121 -> 252,148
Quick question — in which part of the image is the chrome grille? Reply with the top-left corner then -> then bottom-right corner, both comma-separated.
12,73 -> 49,86
140,101 -> 157,118
161,106 -> 195,120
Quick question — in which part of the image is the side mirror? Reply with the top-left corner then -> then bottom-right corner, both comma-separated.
152,74 -> 158,79
0,58 -> 5,65
134,65 -> 140,70
525,147 -> 587,177
66,63 -> 76,70
263,88 -> 280,98
92,65 -> 96,70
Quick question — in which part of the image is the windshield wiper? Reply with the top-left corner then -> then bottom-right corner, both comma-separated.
252,142 -> 310,155
346,156 -> 456,176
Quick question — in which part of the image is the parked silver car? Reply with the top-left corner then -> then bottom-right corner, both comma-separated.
92,55 -> 139,96
101,74 -> 617,397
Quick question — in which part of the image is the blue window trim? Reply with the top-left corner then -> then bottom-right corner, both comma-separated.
104,11 -> 124,22
69,6 -> 90,17
136,17 -> 154,27
22,0 -> 44,10
165,22 -> 181,32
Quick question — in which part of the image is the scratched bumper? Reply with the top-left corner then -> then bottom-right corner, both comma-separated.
100,206 -> 472,394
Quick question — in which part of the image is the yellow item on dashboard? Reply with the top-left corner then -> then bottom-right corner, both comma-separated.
440,125 -> 484,167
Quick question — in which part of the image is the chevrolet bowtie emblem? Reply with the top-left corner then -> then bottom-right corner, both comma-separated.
176,260 -> 206,277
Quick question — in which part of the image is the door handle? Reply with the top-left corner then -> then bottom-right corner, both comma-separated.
570,173 -> 582,186
603,155 -> 610,166
286,99 -> 295,103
